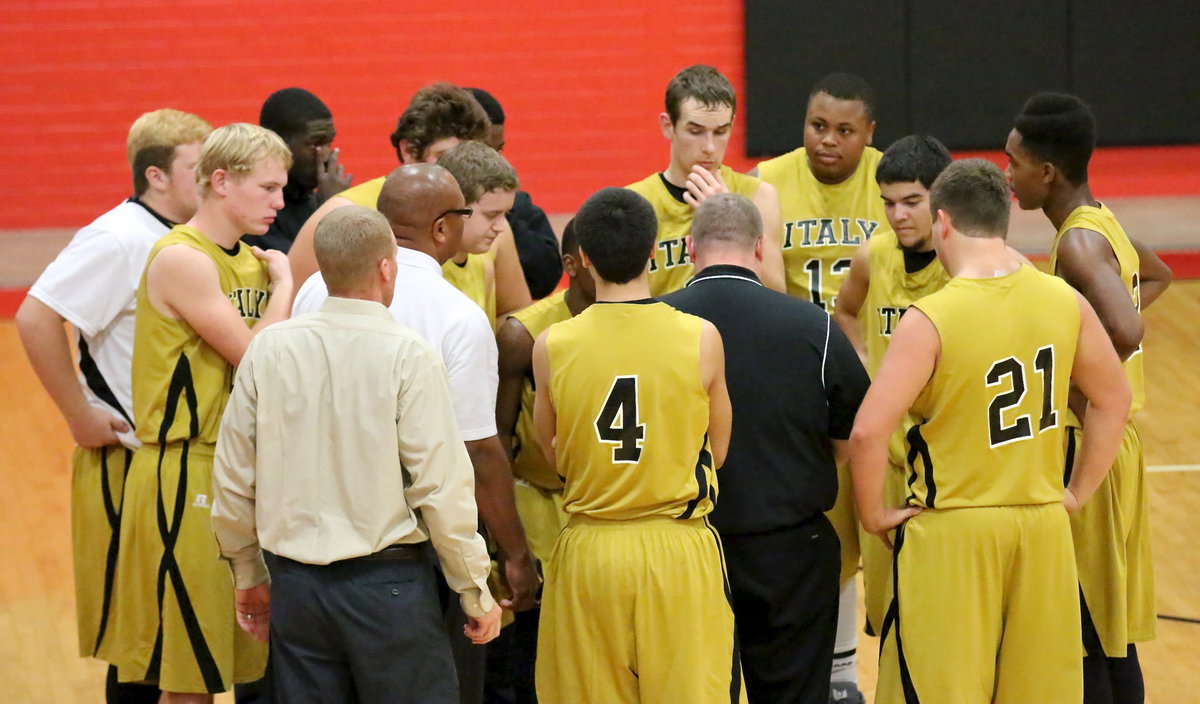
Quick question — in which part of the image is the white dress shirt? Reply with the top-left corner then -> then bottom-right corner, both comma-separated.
293,246 -> 499,442
212,296 -> 495,617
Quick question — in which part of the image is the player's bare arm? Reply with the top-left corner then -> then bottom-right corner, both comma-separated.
848,307 -> 935,547
699,320 -> 732,469
1063,291 -> 1133,513
147,243 -> 292,366
287,195 -> 352,289
1131,237 -> 1173,310
833,241 -> 871,366
493,221 -> 533,317
831,439 -> 850,468
531,329 -> 556,468
15,298 -> 129,447
1055,228 -> 1144,359
496,318 -> 536,459
753,181 -> 786,292
464,435 -> 538,611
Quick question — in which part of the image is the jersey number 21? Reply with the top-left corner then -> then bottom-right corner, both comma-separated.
985,346 -> 1059,448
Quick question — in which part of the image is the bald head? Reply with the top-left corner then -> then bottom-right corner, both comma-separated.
377,163 -> 467,262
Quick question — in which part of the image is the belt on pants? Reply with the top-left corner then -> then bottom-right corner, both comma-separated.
339,542 -> 428,563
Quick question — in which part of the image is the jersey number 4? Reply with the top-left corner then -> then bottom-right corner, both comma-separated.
595,376 -> 645,463
985,346 -> 1058,448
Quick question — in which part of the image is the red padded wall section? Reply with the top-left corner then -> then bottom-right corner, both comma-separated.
0,1 -> 750,229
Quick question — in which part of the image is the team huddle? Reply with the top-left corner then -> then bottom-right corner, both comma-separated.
16,65 -> 1170,704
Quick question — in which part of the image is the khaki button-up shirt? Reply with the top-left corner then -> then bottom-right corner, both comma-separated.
212,296 -> 494,617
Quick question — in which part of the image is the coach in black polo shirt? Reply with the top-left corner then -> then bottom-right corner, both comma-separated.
661,193 -> 869,704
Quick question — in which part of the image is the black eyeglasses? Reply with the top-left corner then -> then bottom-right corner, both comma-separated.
435,207 -> 473,221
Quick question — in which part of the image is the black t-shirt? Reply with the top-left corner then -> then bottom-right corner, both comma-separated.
506,190 -> 563,299
660,264 -> 870,535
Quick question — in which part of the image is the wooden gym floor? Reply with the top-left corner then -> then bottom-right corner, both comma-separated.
2,281 -> 1197,701
1,231 -> 1197,700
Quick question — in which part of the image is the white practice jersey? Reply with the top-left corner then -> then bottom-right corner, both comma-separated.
28,198 -> 174,449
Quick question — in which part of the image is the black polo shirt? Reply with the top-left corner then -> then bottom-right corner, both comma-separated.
660,264 -> 869,536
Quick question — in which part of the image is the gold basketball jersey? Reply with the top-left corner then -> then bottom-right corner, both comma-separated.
338,176 -> 386,209
758,146 -> 890,312
626,166 -> 762,296
1049,203 -> 1145,421
511,291 -> 572,490
862,232 -> 949,377
547,301 -> 715,520
442,254 -> 496,328
132,226 -> 269,445
862,231 -> 950,468
905,266 -> 1079,509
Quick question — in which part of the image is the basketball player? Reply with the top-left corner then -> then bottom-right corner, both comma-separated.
627,64 -> 784,295
16,108 -> 211,704
851,158 -> 1132,704
250,87 -> 352,252
467,86 -> 563,299
488,219 -> 595,702
1006,92 -> 1173,704
106,123 -> 294,702
532,187 -> 745,703
436,141 -> 521,328
832,135 -> 952,637
289,83 -> 533,317
752,71 -> 887,697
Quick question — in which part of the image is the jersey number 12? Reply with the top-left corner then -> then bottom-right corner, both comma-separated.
595,376 -> 645,463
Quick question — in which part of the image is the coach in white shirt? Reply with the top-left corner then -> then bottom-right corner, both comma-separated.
15,109 -> 211,701
291,164 -> 537,701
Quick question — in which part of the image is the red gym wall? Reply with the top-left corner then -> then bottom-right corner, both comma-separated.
0,1 -> 751,231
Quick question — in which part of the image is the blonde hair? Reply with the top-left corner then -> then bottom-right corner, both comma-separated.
315,206 -> 396,293
196,123 -> 293,197
126,109 -> 213,196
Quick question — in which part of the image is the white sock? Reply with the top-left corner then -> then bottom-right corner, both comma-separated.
831,579 -> 858,685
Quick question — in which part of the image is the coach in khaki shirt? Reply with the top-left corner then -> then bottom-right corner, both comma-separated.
212,206 -> 501,704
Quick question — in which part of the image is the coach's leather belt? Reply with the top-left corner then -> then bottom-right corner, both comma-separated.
348,542 -> 428,562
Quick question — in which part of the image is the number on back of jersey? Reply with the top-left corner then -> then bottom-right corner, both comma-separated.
595,376 -> 645,463
984,345 -> 1058,448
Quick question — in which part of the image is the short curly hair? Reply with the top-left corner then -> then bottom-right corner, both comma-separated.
390,83 -> 490,162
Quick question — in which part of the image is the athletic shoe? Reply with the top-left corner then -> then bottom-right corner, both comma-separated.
830,681 -> 866,704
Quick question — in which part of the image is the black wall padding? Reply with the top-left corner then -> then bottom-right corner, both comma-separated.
744,0 -> 906,156
744,0 -> 1200,155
